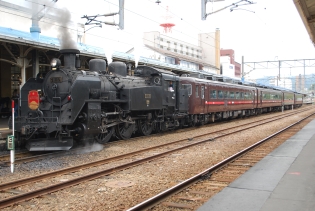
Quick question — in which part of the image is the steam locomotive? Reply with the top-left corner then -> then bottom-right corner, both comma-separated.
12,49 -> 303,151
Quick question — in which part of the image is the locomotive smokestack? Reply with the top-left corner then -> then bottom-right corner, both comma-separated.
60,49 -> 80,69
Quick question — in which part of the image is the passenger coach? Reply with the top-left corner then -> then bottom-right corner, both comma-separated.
179,77 -> 257,125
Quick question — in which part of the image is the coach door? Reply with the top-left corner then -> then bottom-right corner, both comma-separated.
201,85 -> 206,113
259,90 -> 263,108
223,89 -> 228,111
252,90 -> 256,108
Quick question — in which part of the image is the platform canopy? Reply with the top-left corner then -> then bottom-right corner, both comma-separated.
294,0 -> 315,46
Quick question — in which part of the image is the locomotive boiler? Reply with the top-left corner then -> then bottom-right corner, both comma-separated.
14,49 -> 189,151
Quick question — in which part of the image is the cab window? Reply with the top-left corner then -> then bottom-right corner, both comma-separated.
168,81 -> 174,92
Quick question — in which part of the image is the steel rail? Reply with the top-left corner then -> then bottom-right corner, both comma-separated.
0,107 -> 309,191
0,145 -> 107,166
0,151 -> 30,161
126,113 -> 315,211
0,151 -> 67,166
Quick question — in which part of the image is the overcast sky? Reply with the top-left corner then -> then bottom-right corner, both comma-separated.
53,0 -> 315,78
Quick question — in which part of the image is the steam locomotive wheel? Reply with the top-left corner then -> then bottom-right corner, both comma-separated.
95,127 -> 115,144
137,120 -> 153,136
115,122 -> 135,140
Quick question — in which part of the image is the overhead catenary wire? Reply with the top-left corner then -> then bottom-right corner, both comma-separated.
3,0 -> 310,77
22,0 -> 278,57
12,0 -> 218,50
0,8 -> 220,72
103,0 -> 218,49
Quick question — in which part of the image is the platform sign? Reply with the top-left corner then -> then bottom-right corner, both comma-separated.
7,135 -> 14,150
28,90 -> 39,110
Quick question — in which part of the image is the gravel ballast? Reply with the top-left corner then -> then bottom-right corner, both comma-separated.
1,106 -> 315,211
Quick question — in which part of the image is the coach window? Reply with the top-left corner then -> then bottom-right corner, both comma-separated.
244,92 -> 249,99
201,86 -> 205,99
210,90 -> 217,99
230,92 -> 235,99
218,90 -> 223,99
182,84 -> 192,96
196,86 -> 199,98
235,92 -> 240,99
224,91 -> 228,99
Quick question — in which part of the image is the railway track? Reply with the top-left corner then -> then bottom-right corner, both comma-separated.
0,107 -> 313,209
126,114 -> 315,211
0,108 -> 309,167
0,151 -> 30,163
0,106 -> 310,166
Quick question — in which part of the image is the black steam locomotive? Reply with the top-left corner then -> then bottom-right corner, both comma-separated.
14,49 -> 189,151
13,49 -> 302,151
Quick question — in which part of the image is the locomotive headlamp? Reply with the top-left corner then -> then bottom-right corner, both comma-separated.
50,58 -> 61,69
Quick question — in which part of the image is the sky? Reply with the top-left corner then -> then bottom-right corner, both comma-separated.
35,0 -> 315,79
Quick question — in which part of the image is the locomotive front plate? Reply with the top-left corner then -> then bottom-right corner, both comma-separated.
50,77 -> 63,83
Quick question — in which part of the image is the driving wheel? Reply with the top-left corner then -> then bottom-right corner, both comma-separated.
137,119 -> 153,136
95,127 -> 115,144
115,122 -> 135,140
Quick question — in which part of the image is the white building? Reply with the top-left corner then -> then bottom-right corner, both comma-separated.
221,63 -> 235,78
142,30 -> 220,74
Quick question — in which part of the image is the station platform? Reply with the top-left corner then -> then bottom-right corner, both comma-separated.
197,118 -> 315,211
